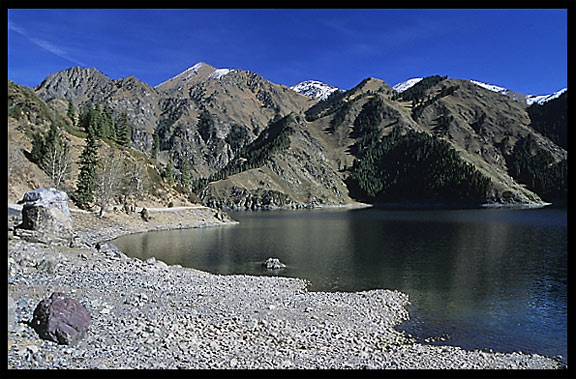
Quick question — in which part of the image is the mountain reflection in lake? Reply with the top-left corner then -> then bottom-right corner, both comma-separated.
112,207 -> 567,364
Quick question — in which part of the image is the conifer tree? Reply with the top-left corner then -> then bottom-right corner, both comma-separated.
30,131 -> 46,164
180,160 -> 191,188
75,121 -> 100,208
93,103 -> 103,137
66,98 -> 76,126
151,133 -> 159,160
79,103 -> 99,134
163,161 -> 175,187
100,106 -> 116,141
115,112 -> 131,146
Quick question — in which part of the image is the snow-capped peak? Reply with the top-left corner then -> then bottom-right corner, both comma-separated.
156,62 -> 236,88
392,78 -> 423,93
290,80 -> 342,100
525,88 -> 567,106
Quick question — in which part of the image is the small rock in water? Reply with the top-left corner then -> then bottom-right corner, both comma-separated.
262,257 -> 286,270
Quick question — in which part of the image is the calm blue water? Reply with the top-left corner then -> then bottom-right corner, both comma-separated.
112,207 -> 568,364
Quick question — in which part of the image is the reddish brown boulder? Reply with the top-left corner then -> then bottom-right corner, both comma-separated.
30,292 -> 91,345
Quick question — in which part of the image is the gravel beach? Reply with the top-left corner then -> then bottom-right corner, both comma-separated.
7,205 -> 563,370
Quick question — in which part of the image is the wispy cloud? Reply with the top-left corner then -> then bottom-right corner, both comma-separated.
8,19 -> 86,66
320,12 -> 454,52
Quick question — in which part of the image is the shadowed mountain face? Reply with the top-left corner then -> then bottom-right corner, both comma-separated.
21,64 -> 567,209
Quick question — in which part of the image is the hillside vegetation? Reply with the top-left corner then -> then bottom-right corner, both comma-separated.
8,81 -> 197,210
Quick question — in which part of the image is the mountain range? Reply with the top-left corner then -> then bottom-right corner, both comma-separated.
307,76 -> 567,106
8,62 -> 568,210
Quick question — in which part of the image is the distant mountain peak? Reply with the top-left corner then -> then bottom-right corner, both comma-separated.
290,80 -> 342,100
155,62 -> 238,89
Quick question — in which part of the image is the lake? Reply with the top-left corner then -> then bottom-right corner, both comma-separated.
112,207 -> 568,364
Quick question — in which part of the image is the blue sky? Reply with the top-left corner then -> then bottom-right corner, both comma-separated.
8,8 -> 568,95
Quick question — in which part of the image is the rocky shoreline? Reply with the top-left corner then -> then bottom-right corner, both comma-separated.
7,205 -> 563,369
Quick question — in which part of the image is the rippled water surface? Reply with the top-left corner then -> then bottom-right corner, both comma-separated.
113,207 -> 567,363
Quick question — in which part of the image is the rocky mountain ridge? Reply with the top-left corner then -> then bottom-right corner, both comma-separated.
393,77 -> 566,106
10,63 -> 568,210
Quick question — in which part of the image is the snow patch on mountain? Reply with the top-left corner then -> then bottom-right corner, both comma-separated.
290,80 -> 342,100
207,68 -> 235,80
470,80 -> 567,105
392,78 -> 423,93
525,88 -> 567,106
469,80 -> 512,95
155,63 -> 207,88
469,80 -> 526,102
177,62 -> 207,78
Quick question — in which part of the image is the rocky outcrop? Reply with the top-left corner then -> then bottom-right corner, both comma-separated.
16,189 -> 73,242
30,292 -> 91,345
34,67 -> 161,153
203,185 -> 298,211
34,67 -> 113,103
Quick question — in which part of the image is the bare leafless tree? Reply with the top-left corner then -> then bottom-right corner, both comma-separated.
46,136 -> 71,188
95,148 -> 124,218
123,158 -> 148,205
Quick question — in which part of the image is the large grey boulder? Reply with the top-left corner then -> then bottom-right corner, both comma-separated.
30,292 -> 91,345
16,188 -> 73,241
18,188 -> 71,216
